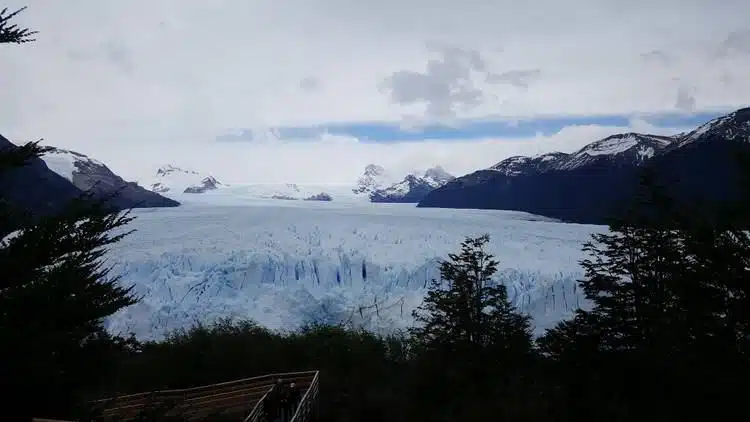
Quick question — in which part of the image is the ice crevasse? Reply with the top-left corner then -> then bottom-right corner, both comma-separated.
104,203 -> 603,340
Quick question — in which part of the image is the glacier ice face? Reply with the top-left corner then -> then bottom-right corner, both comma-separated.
104,200 -> 605,340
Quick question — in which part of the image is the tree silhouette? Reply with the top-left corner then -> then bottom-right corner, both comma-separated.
0,6 -> 37,44
0,7 -> 140,419
539,170 -> 750,421
409,235 -> 533,421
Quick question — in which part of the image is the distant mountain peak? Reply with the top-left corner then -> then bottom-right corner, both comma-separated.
363,163 -> 386,177
156,164 -> 199,177
148,164 -> 224,194
423,165 -> 454,185
353,164 -> 394,195
183,176 -> 223,194
369,165 -> 455,203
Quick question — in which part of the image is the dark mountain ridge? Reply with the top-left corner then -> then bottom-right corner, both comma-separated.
418,107 -> 750,225
0,135 -> 179,218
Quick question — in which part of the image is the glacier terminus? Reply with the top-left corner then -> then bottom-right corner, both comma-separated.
104,198 -> 604,340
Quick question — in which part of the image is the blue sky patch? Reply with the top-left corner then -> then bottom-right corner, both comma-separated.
217,112 -> 723,143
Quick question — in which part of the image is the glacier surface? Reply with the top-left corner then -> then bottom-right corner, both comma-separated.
104,200 -> 605,340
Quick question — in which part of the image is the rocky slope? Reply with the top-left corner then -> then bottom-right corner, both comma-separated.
42,148 -> 179,208
0,136 -> 178,219
0,135 -> 82,218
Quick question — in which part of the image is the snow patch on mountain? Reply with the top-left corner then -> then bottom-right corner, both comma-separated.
488,152 -> 568,176
41,148 -> 105,182
560,133 -> 674,170
582,135 -> 640,156
678,107 -> 750,146
38,147 -> 179,209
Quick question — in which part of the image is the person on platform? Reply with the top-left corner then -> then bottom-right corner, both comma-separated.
263,379 -> 284,421
286,382 -> 302,419
277,380 -> 291,421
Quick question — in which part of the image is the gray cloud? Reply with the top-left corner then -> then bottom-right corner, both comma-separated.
6,0 -> 750,161
486,69 -> 542,89
640,49 -> 673,65
379,45 -> 491,119
717,29 -> 750,56
216,128 -> 283,143
67,40 -> 134,73
299,76 -> 321,92
675,86 -> 696,112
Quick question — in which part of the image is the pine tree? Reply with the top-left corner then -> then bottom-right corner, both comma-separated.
0,6 -> 37,44
411,235 -> 532,352
539,169 -> 750,421
0,7 -> 140,419
408,235 -> 533,420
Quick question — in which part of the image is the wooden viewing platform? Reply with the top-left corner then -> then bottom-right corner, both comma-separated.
35,370 -> 320,422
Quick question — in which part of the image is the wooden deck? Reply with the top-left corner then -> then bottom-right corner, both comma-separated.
39,370 -> 320,422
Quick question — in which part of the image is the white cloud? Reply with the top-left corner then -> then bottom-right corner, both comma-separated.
33,120 -> 691,186
1,0 -> 749,183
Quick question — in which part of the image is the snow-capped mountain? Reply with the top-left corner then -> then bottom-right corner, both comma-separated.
677,107 -> 750,147
487,133 -> 674,176
370,166 -> 455,203
352,164 -> 398,197
39,147 -> 179,209
1,135 -> 84,217
418,107 -> 750,225
147,164 -> 225,194
559,133 -> 674,170
184,176 -> 223,194
488,152 -> 569,176
423,166 -> 455,186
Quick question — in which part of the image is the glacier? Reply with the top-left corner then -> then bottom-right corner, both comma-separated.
104,199 -> 605,340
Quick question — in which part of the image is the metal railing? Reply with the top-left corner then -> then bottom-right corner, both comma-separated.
244,370 -> 320,422
290,370 -> 320,422
87,370 -> 319,421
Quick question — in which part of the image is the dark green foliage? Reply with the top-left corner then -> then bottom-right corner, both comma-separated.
408,235 -> 534,421
1,8 -> 140,419
539,169 -> 750,421
410,235 -> 532,352
0,139 -> 50,171
0,143 -> 140,421
0,169 -> 140,419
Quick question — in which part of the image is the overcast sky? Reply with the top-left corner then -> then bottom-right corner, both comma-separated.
2,0 -> 749,183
